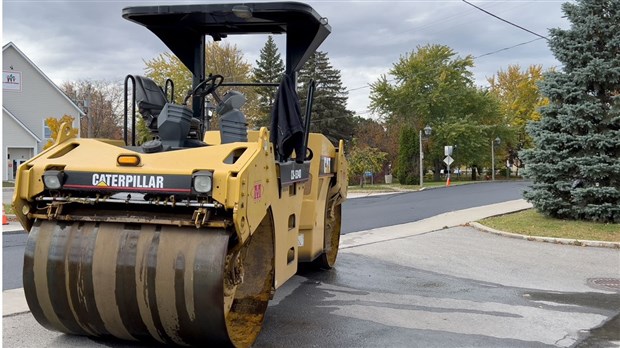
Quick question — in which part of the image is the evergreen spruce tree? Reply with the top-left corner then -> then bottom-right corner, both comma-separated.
252,36 -> 284,127
521,0 -> 620,223
298,51 -> 356,145
397,126 -> 420,185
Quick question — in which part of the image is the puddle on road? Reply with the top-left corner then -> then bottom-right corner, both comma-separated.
525,291 -> 620,347
575,314 -> 620,348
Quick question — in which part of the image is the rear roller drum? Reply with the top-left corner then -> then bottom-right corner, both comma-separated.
23,213 -> 275,347
313,201 -> 342,269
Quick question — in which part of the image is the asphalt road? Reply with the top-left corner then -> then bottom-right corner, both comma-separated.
4,226 -> 619,347
342,181 -> 529,233
2,233 -> 27,290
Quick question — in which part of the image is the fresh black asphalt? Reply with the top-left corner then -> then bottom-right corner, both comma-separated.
342,181 -> 529,234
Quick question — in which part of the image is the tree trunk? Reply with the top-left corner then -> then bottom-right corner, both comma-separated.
433,160 -> 441,181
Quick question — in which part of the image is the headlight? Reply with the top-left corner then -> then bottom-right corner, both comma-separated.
192,171 -> 213,194
43,170 -> 65,190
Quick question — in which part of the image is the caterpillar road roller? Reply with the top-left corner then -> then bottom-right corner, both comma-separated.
12,2 -> 347,347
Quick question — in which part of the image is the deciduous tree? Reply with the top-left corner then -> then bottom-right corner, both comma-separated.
370,44 -> 507,180
61,80 -> 123,139
488,64 -> 549,169
347,144 -> 387,187
144,42 -> 260,127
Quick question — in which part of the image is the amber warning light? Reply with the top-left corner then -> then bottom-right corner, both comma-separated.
117,154 -> 141,166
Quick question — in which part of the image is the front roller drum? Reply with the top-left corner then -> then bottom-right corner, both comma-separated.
23,218 -> 275,347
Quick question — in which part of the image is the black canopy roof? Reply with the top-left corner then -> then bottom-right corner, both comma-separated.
122,2 -> 331,76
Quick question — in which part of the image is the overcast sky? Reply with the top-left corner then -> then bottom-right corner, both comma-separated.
3,0 -> 570,117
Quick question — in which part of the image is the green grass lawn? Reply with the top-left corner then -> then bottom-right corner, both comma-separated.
479,209 -> 620,243
3,203 -> 14,215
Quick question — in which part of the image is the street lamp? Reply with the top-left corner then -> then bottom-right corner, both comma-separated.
419,125 -> 432,187
491,136 -> 500,181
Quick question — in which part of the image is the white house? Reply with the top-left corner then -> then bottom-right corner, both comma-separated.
2,42 -> 82,181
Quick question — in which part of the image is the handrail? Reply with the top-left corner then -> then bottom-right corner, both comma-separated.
123,75 -> 137,146
220,82 -> 279,87
301,79 -> 315,162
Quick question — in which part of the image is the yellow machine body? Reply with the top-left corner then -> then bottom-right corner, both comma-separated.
13,124 -> 347,346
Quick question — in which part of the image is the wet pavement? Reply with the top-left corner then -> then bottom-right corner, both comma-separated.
4,225 -> 619,347
254,226 -> 619,347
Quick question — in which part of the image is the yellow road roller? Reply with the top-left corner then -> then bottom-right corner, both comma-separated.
12,2 -> 347,346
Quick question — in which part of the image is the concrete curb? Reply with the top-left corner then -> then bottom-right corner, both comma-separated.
469,221 -> 620,249
2,229 -> 26,235
4,214 -> 19,222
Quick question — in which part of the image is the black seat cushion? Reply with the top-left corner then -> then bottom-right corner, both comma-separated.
134,75 -> 167,118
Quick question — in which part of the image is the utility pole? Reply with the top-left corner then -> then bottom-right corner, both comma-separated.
419,129 -> 424,187
491,139 -> 495,181
84,98 -> 92,138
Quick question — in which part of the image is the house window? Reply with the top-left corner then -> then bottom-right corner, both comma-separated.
43,124 -> 51,139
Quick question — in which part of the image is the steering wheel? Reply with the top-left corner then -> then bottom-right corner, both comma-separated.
185,75 -> 224,103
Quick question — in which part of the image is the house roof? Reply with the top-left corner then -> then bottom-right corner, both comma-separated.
2,42 -> 85,117
3,106 -> 42,142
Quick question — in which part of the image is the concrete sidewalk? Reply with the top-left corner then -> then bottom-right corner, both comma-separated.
2,221 -> 25,234
340,199 -> 532,249
3,198 -> 533,317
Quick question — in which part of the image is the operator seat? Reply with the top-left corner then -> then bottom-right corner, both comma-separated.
134,75 -> 167,130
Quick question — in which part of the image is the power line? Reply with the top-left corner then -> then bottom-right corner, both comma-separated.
344,36 -> 546,95
474,37 -> 545,59
461,0 -> 549,41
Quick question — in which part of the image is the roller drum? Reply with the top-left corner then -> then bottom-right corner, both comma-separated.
23,220 -> 271,347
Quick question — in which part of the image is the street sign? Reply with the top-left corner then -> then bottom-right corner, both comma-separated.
443,155 -> 454,166
444,146 -> 453,156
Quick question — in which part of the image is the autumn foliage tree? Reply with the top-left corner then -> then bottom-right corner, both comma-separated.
351,117 -> 399,180
347,144 -> 388,187
43,115 -> 79,149
61,80 -> 123,139
487,64 -> 549,169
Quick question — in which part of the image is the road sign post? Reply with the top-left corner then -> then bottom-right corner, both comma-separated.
443,155 -> 454,186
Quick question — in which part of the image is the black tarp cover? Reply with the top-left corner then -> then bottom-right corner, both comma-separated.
270,75 -> 304,162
